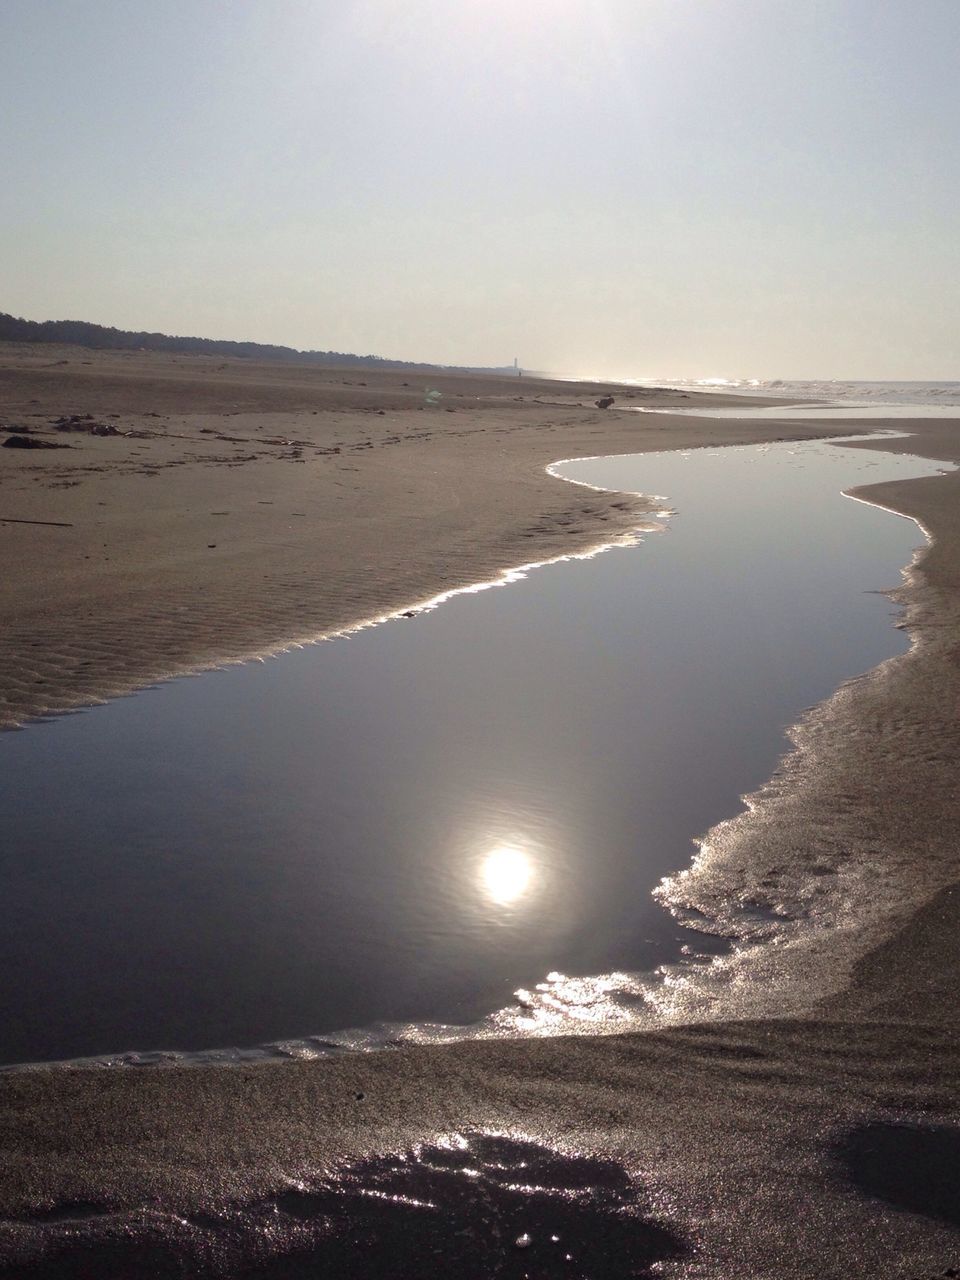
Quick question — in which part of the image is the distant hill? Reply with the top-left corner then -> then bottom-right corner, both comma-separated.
0,312 -> 515,375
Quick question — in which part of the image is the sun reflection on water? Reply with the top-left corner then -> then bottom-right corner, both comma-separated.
480,845 -> 533,906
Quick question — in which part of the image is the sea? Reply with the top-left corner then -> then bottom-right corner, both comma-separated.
535,374 -> 960,409
627,377 -> 960,410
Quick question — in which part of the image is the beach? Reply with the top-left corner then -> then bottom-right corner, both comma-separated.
2,348 -> 960,1276
2,346 -> 813,729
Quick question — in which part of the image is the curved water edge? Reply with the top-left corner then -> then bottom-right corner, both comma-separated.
1,432 -> 952,1071
0,508 -> 662,735
557,438 -> 957,1028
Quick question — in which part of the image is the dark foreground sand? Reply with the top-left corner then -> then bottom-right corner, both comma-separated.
2,348 -> 960,1276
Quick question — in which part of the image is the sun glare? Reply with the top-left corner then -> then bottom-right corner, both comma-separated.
481,845 -> 533,906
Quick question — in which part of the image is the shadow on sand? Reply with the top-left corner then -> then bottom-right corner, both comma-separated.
837,1121 -> 960,1229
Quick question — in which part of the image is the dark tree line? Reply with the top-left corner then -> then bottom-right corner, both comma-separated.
0,312 -> 511,374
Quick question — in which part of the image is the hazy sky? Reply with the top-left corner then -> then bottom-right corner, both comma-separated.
2,0 -> 958,379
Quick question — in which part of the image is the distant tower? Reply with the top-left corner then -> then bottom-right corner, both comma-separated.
514,356 -> 521,377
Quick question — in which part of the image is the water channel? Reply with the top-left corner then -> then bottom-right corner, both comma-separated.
0,433 -> 948,1065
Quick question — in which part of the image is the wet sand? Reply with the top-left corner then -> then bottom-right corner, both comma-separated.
2,348 -> 960,1275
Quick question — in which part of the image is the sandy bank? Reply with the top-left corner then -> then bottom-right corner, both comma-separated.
2,346 -> 821,728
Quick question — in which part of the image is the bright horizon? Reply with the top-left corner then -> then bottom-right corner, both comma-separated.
2,0 -> 958,381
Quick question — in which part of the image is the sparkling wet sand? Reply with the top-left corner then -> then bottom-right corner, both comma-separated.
2,348 -> 960,1276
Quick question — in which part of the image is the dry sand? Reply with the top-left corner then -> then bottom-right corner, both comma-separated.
2,348 -> 960,1276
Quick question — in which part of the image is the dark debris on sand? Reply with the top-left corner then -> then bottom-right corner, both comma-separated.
53,414 -> 123,436
2,435 -> 70,449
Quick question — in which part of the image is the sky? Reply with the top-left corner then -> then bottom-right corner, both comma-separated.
1,0 -> 958,379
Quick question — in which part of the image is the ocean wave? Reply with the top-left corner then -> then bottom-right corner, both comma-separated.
654,378 -> 960,406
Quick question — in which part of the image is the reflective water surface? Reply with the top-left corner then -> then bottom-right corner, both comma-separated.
0,437 -> 948,1064
635,403 -> 960,419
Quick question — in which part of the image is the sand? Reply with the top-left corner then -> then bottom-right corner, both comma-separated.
2,347 -> 960,1276
2,345 -> 818,729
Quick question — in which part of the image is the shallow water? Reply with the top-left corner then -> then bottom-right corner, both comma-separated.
0,437 -> 948,1065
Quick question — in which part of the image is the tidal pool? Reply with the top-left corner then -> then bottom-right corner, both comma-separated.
0,436 -> 947,1064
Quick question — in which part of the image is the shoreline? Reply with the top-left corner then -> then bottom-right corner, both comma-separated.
3,351 -> 960,1274
1,345 -> 832,729
655,448 -> 960,1022
0,430 -> 947,1075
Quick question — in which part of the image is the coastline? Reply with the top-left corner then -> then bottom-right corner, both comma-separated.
3,351 -> 960,1274
1,346 -> 824,729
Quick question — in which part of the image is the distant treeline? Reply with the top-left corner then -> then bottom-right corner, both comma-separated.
0,312 -> 512,375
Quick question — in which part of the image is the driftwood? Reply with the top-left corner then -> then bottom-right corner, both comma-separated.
0,517 -> 75,528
